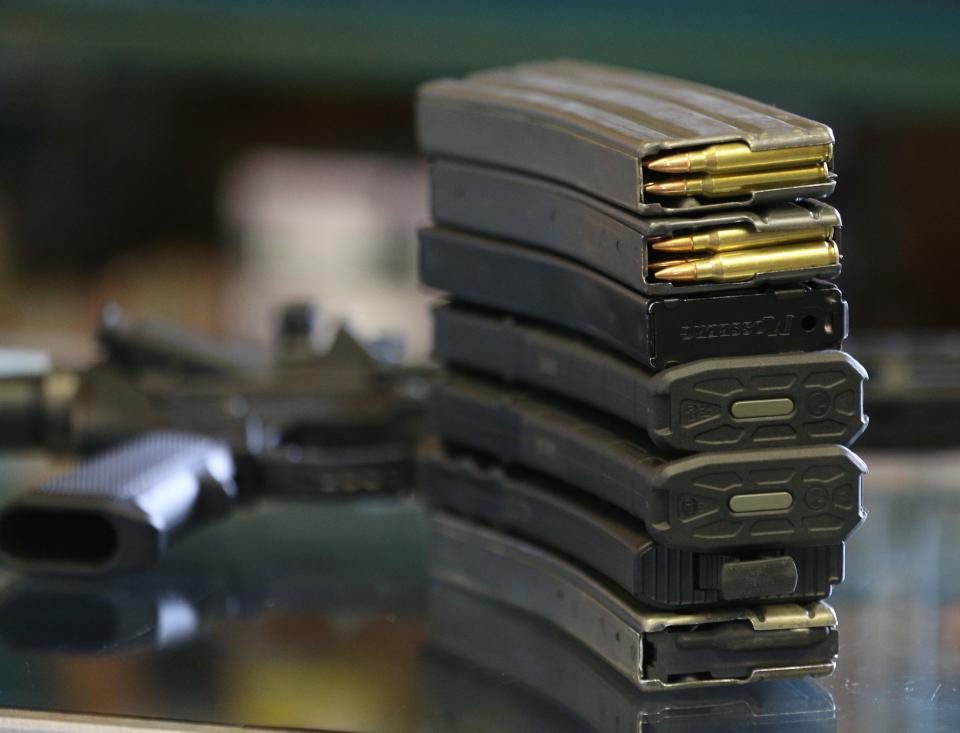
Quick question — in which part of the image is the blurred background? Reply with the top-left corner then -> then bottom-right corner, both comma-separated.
0,4 -> 957,731
0,0 -> 958,361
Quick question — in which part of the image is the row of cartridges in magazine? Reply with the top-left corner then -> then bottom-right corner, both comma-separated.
428,160 -> 843,292
641,144 -> 837,282
420,59 -> 844,288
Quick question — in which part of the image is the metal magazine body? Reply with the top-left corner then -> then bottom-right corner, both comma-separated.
430,160 -> 842,295
429,514 -> 839,690
426,585 -> 838,732
417,59 -> 836,215
420,446 -> 845,608
418,227 -> 848,370
430,372 -> 866,551
432,305 -> 868,452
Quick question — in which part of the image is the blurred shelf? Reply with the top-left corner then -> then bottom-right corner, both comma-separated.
1,0 -> 958,116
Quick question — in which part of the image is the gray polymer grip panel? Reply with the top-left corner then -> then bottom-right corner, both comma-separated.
417,59 -> 836,215
418,227 -> 848,370
429,513 -> 838,690
430,160 -> 842,295
420,446 -> 844,609
0,431 -> 236,575
432,305 -> 868,452
430,372 -> 866,551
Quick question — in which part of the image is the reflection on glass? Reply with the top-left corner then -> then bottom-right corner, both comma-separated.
0,475 -> 958,730
422,583 -> 836,733
0,501 -> 430,732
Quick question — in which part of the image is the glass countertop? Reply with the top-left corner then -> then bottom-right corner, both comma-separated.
0,449 -> 955,732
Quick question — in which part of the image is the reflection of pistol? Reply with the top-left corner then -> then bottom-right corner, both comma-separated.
0,432 -> 236,575
0,534 -> 425,654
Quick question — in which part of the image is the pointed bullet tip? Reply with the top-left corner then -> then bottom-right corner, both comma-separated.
654,262 -> 699,281
644,180 -> 688,197
651,236 -> 695,253
645,154 -> 691,173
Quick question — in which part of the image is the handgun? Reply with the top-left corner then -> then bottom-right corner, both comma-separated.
0,303 -> 430,574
